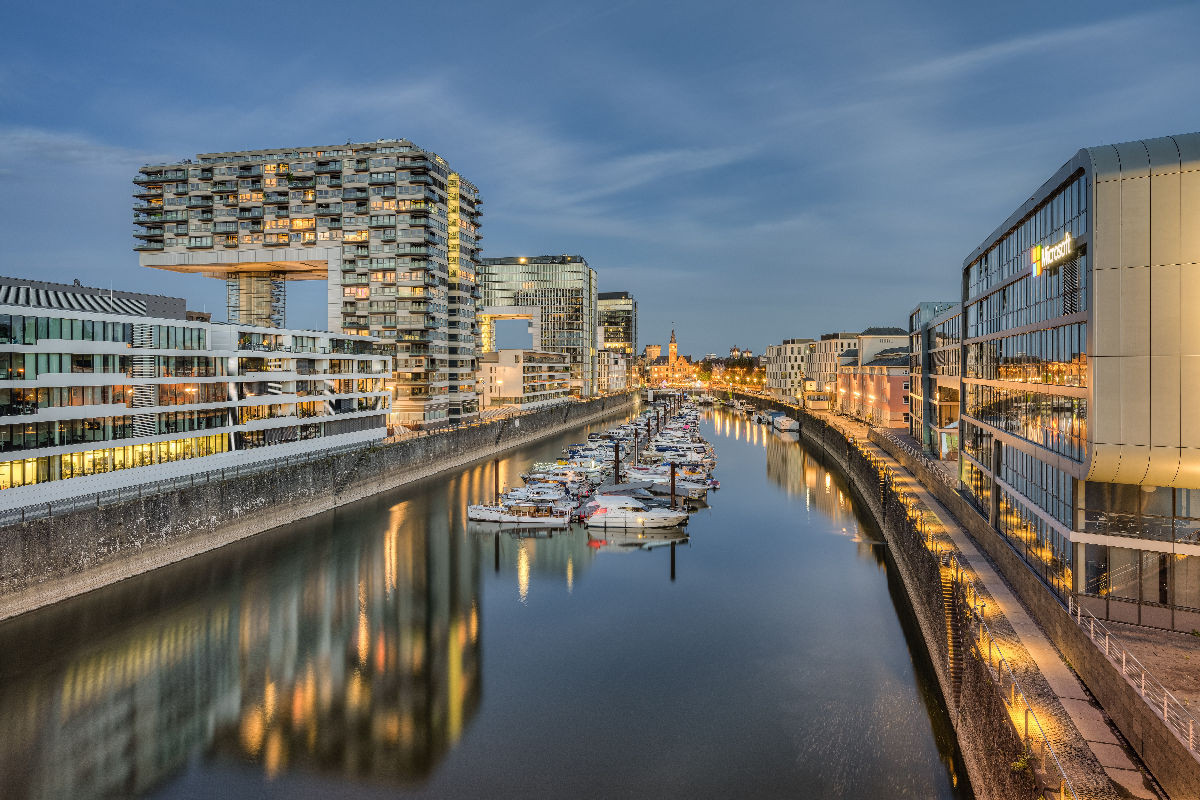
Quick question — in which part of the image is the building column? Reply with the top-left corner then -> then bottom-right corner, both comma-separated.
226,271 -> 286,328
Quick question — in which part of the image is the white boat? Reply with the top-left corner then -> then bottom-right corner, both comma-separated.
467,500 -> 572,527
581,496 -> 689,529
772,415 -> 799,432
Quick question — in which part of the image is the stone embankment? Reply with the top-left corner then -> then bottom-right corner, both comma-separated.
732,392 -> 1190,800
0,394 -> 634,621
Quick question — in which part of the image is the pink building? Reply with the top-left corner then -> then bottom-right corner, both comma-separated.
834,328 -> 911,429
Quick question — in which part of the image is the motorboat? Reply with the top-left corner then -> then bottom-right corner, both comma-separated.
581,495 -> 689,528
467,500 -> 572,527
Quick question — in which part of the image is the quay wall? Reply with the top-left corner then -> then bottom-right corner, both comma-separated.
734,394 -> 1033,800
870,430 -> 1200,800
0,394 -> 635,621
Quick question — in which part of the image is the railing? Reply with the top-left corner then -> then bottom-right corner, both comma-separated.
858,443 -> 1079,799
0,395 -> 634,527
874,427 -> 958,490
0,439 -> 371,527
957,549 -> 1080,800
1067,596 -> 1199,758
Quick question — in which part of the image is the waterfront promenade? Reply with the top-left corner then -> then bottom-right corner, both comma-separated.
731,392 -> 1200,799
824,413 -> 1157,799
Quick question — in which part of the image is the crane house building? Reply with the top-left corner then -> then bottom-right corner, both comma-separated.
959,132 -> 1200,631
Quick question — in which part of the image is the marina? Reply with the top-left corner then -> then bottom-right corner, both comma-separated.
0,403 -> 969,799
468,396 -> 718,531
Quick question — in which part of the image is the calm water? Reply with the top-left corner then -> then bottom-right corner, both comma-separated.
0,408 -> 970,799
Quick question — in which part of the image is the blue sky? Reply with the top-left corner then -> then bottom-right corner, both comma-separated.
2,0 -> 1199,355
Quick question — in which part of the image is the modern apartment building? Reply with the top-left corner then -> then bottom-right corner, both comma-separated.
959,131 -> 1200,631
908,302 -> 961,460
764,338 -> 814,402
478,349 -> 571,409
597,348 -> 629,394
479,255 -> 598,396
0,277 -> 389,506
133,139 -> 482,427
598,291 -> 637,384
803,332 -> 858,408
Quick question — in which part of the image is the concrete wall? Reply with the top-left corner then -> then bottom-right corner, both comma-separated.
0,394 -> 634,621
872,429 -> 1200,800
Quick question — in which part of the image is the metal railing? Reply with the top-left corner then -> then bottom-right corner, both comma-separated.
0,395 -> 634,527
1067,596 -> 1199,758
0,439 -> 371,527
868,447 -> 1079,799
874,427 -> 958,490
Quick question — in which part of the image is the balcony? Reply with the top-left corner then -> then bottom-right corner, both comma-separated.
288,177 -> 315,189
186,197 -> 213,208
132,228 -> 164,240
342,188 -> 369,200
135,241 -> 165,250
264,192 -> 289,204
238,208 -> 264,219
316,162 -> 342,174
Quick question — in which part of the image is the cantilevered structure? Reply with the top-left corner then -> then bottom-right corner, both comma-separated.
134,139 -> 483,426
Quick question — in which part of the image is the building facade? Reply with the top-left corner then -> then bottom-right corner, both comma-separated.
959,132 -> 1200,631
598,291 -> 637,386
597,349 -> 629,394
478,255 -> 597,396
908,302 -> 961,460
478,349 -> 571,409
834,344 -> 910,428
647,330 -> 695,387
0,278 -> 389,507
765,338 -> 814,402
134,139 -> 482,427
803,332 -> 858,408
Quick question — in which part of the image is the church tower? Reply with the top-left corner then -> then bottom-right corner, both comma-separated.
668,329 -> 678,365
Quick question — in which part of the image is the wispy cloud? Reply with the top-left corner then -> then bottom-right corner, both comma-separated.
890,11 -> 1158,83
0,126 -> 168,169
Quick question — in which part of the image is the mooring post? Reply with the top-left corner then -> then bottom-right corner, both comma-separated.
670,462 -> 677,510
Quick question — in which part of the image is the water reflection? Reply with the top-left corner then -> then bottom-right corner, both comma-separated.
0,488 -> 481,799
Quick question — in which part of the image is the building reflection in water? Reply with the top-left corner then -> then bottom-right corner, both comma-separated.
0,487 -> 482,799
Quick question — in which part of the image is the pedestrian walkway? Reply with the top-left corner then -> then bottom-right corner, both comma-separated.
811,408 -> 1161,798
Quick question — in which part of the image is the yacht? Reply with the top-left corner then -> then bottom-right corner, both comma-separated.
467,500 -> 572,527
581,495 -> 689,529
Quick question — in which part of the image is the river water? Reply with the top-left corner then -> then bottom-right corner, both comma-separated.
0,407 -> 971,799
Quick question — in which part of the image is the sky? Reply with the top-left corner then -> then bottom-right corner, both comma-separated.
2,0 -> 1199,356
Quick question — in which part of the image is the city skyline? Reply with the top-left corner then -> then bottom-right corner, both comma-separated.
4,2 -> 1200,353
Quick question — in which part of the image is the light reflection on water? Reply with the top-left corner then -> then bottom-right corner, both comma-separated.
0,408 -> 970,799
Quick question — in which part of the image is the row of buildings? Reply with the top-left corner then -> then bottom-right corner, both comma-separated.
0,139 -> 642,507
765,130 -> 1200,633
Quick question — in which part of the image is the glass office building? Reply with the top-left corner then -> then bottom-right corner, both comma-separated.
479,256 -> 598,396
908,302 -> 960,460
959,132 -> 1200,631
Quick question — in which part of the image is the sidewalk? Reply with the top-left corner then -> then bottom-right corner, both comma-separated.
810,410 -> 1158,799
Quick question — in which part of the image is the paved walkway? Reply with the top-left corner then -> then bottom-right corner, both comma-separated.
810,411 -> 1159,799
